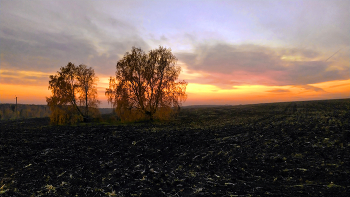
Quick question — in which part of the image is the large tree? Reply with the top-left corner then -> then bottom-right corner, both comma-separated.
46,62 -> 100,124
106,46 -> 187,121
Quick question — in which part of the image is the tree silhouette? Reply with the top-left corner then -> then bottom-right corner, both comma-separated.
106,46 -> 187,121
46,62 -> 100,124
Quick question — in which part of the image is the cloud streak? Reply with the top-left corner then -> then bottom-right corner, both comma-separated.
267,89 -> 291,94
0,69 -> 50,86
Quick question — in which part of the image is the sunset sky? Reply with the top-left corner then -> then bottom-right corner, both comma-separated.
1,0 -> 349,107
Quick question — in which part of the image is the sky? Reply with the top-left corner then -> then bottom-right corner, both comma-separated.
0,0 -> 349,107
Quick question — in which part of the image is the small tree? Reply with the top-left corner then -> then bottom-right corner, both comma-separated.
46,62 -> 100,124
76,64 -> 100,118
106,46 -> 187,121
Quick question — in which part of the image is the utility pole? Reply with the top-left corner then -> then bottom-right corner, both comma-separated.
16,96 -> 17,119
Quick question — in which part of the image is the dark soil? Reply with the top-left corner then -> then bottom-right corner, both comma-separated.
1,99 -> 350,196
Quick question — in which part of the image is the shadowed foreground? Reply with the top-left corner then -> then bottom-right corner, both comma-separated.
1,99 -> 349,196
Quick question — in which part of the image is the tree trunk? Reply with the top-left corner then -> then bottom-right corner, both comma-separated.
146,111 -> 153,121
85,91 -> 88,117
72,99 -> 84,118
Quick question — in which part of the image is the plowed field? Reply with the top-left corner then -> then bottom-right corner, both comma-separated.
1,99 -> 349,196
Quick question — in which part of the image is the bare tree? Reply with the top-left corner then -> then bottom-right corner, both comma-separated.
106,46 -> 187,121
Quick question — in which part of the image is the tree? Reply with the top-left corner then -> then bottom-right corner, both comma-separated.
76,64 -> 100,118
105,46 -> 187,121
46,62 -> 100,124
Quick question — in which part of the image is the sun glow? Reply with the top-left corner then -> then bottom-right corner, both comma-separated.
0,84 -> 51,104
184,79 -> 350,105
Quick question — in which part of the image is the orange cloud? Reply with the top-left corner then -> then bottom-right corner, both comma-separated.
0,69 -> 52,86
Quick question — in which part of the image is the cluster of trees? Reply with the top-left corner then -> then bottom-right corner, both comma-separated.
47,46 -> 187,124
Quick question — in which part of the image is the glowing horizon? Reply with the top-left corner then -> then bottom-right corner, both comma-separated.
1,76 -> 349,107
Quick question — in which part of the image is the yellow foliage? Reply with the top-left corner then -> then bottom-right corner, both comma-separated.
105,46 -> 187,122
47,62 -> 100,124
116,107 -> 145,123
153,106 -> 173,120
49,106 -> 83,125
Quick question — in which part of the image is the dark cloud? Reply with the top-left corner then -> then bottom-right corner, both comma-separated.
176,43 -> 349,88
177,43 -> 283,74
0,32 -> 96,71
177,53 -> 198,69
0,0 -> 149,78
301,50 -> 320,59
283,61 -> 345,85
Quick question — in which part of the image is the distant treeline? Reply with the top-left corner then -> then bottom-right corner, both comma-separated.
0,104 -> 114,120
0,104 -> 51,120
98,108 -> 114,115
